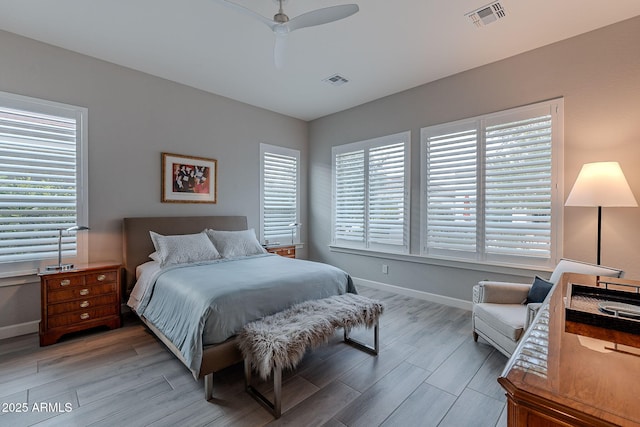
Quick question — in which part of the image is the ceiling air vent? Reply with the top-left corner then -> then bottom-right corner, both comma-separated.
466,2 -> 506,28
323,74 -> 349,86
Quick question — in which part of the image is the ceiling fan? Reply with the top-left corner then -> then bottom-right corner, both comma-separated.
216,0 -> 359,68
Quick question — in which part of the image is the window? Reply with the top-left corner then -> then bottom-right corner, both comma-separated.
260,144 -> 300,245
0,91 -> 88,275
421,99 -> 563,268
332,131 -> 410,253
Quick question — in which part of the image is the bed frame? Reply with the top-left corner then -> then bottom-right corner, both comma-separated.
122,215 -> 249,399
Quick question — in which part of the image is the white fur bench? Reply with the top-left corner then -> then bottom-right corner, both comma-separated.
237,293 -> 384,418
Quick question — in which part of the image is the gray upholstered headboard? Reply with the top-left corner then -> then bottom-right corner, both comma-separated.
122,216 -> 248,293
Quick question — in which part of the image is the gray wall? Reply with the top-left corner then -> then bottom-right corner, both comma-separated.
2,16 -> 640,335
0,30 -> 308,331
308,16 -> 640,301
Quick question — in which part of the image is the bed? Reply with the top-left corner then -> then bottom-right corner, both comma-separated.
122,216 -> 354,400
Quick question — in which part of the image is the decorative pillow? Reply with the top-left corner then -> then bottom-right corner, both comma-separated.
149,231 -> 220,267
526,276 -> 554,304
205,228 -> 266,258
149,251 -> 160,262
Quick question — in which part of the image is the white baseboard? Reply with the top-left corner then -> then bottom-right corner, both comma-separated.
0,320 -> 39,340
353,277 -> 472,311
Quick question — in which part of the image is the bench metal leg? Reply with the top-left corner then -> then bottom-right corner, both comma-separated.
204,373 -> 213,400
244,359 -> 282,418
344,319 -> 379,355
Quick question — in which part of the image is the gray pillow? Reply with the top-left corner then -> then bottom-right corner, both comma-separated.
150,231 -> 220,267
205,228 -> 266,258
526,276 -> 553,304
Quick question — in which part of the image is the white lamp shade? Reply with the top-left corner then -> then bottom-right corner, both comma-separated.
565,162 -> 638,207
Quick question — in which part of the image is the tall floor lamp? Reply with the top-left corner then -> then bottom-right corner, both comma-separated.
565,162 -> 637,265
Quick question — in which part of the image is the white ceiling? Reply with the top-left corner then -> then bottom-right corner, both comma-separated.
1,0 -> 640,121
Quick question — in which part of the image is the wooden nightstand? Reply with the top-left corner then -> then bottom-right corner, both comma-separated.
266,245 -> 296,258
38,262 -> 122,346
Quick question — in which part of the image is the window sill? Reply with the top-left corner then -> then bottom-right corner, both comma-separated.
0,269 -> 39,287
328,245 -> 553,278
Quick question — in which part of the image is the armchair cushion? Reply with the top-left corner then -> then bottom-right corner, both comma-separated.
473,303 -> 526,341
526,276 -> 554,303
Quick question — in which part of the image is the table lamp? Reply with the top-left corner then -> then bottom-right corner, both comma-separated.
288,223 -> 301,245
46,225 -> 90,271
565,162 -> 637,264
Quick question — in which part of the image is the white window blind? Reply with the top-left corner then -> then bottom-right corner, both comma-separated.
421,99 -> 563,268
0,91 -> 87,274
260,144 -> 300,244
485,114 -> 552,258
424,125 -> 478,253
334,150 -> 365,244
368,143 -> 407,247
332,131 -> 410,253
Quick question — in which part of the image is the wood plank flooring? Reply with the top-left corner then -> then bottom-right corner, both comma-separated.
0,286 -> 509,426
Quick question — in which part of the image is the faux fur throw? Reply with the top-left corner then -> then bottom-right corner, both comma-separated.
238,293 -> 384,379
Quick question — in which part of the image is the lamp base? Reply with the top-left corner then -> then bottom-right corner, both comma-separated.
45,263 -> 75,271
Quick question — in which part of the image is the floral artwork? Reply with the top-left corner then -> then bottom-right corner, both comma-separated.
162,153 -> 217,203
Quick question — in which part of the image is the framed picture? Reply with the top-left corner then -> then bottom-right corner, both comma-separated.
162,152 -> 217,203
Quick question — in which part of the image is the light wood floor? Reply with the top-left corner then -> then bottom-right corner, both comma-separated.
0,286 -> 508,427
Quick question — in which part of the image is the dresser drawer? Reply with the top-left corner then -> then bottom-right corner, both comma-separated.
47,305 -> 119,328
47,294 -> 116,315
47,283 -> 116,303
45,275 -> 85,291
86,270 -> 117,285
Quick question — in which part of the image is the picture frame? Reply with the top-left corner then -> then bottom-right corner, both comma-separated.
161,152 -> 217,203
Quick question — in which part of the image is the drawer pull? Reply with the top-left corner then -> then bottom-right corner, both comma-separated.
60,279 -> 71,286
80,301 -> 90,308
79,288 -> 90,296
97,274 -> 106,281
80,313 -> 90,320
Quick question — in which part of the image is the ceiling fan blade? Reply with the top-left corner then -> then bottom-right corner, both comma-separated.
273,33 -> 287,69
215,0 -> 276,30
287,4 -> 359,32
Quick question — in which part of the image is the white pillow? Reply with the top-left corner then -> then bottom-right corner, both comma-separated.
149,251 -> 160,262
205,228 -> 266,258
149,231 -> 220,267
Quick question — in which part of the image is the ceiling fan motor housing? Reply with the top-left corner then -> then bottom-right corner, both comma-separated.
274,12 -> 289,23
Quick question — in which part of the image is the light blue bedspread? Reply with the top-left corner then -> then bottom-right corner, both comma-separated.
136,254 -> 355,375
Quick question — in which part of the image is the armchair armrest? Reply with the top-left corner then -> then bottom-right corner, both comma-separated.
473,281 -> 531,304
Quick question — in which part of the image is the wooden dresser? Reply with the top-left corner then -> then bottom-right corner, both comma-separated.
499,273 -> 640,426
266,245 -> 296,258
39,263 -> 122,346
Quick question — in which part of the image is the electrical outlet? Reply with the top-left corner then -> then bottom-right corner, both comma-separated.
382,264 -> 388,274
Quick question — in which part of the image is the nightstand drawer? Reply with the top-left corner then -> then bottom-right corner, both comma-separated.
86,270 -> 117,284
267,246 -> 296,258
47,305 -> 119,328
45,275 -> 85,291
47,283 -> 116,303
47,295 -> 116,315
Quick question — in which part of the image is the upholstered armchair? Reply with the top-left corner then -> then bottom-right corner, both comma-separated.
472,259 -> 624,357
